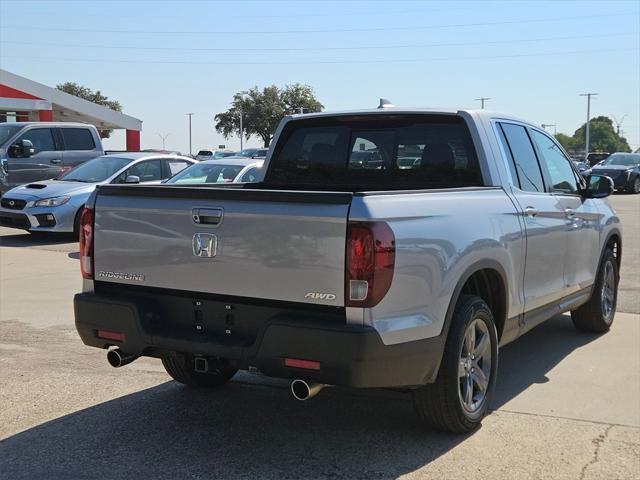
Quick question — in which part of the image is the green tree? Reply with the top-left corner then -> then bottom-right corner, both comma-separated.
214,84 -> 323,147
56,82 -> 123,138
570,116 -> 631,153
554,133 -> 577,152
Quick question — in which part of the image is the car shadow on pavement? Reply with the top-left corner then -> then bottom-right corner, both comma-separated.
0,231 -> 76,247
491,313 -> 601,409
0,314 -> 602,479
0,381 -> 469,479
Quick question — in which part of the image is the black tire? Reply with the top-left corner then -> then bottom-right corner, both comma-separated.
162,353 -> 237,388
571,248 -> 619,333
412,295 -> 498,433
73,207 -> 83,238
632,177 -> 640,194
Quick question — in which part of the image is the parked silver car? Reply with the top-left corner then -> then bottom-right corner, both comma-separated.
0,152 -> 194,234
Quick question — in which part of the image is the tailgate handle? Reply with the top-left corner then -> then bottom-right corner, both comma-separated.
193,208 -> 223,226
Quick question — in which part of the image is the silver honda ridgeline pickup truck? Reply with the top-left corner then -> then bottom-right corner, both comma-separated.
74,109 -> 621,433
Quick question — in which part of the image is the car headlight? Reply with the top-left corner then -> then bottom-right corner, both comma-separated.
34,196 -> 70,207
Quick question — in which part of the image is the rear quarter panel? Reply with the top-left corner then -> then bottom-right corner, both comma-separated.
349,188 -> 525,345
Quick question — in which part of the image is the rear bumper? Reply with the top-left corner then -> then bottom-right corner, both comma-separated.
74,290 -> 445,388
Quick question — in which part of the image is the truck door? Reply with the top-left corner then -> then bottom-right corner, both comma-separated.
7,127 -> 63,187
496,122 -> 568,312
528,128 -> 601,295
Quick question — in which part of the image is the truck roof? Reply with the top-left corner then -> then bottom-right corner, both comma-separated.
11,121 -> 100,129
287,108 -> 537,128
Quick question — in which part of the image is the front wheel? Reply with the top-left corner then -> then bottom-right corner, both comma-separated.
631,177 -> 640,194
412,295 -> 498,433
571,247 -> 619,333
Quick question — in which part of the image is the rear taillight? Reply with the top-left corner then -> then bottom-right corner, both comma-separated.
79,207 -> 94,279
345,221 -> 395,308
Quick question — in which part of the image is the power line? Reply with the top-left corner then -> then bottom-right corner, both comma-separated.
1,32 -> 635,53
0,12 -> 634,35
2,47 -> 635,66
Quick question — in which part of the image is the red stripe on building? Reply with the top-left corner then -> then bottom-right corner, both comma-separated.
0,84 -> 43,100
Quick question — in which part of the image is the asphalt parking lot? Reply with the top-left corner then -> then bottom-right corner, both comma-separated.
1,194 -> 638,480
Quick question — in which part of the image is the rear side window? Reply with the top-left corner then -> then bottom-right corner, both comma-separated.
165,159 -> 190,176
498,123 -> 545,193
60,128 -> 96,150
266,115 -> 482,190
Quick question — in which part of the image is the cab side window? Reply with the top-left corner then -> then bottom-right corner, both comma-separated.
113,160 -> 163,183
60,128 -> 96,150
15,128 -> 56,155
530,129 -> 579,194
498,123 -> 545,193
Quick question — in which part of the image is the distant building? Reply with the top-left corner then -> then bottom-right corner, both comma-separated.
0,69 -> 142,150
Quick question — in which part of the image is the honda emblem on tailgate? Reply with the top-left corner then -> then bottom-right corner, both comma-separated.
192,233 -> 217,257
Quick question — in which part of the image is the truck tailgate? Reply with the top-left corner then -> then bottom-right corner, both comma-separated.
92,185 -> 352,306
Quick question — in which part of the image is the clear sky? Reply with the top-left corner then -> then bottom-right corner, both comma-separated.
1,0 -> 638,153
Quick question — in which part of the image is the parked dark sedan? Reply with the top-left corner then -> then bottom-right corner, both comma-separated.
585,153 -> 640,193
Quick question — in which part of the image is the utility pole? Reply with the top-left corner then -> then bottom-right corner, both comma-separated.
157,132 -> 170,150
541,124 -> 557,136
475,97 -> 491,109
299,107 -> 305,114
579,93 -> 598,159
611,114 -> 627,136
186,113 -> 194,156
238,91 -> 249,151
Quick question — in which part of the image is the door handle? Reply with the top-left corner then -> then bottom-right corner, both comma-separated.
564,208 -> 575,219
50,159 -> 62,164
524,206 -> 538,217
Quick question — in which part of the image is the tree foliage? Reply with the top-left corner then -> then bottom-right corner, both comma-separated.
56,82 -> 123,138
214,84 -> 323,147
555,116 -> 631,154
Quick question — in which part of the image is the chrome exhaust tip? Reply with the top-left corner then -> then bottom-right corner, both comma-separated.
291,379 -> 324,401
107,349 -> 138,368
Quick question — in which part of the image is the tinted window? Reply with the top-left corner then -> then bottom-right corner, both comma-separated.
114,160 -> 162,183
165,159 -> 190,176
499,123 -> 545,193
61,128 -> 96,150
530,130 -> 579,194
0,124 -> 22,145
197,150 -> 213,156
17,128 -> 56,154
266,115 -> 482,190
601,153 -> 640,166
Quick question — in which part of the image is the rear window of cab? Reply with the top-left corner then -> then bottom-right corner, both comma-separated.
265,114 -> 482,191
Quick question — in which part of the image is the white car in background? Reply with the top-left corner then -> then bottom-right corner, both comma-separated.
166,157 -> 264,185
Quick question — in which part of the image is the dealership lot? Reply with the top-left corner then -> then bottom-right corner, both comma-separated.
0,194 -> 638,479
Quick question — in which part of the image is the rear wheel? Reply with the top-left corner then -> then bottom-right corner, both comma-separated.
571,247 -> 618,333
162,352 -> 237,388
412,295 -> 498,433
632,177 -> 640,194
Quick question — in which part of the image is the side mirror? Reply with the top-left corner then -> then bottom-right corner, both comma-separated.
9,139 -> 35,158
583,174 -> 613,199
125,175 -> 140,184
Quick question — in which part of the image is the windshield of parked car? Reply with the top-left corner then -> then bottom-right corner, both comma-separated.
600,154 -> 640,166
213,151 -> 235,159
196,150 -> 213,156
265,115 -> 482,191
166,163 -> 244,184
0,124 -> 23,145
60,156 -> 131,183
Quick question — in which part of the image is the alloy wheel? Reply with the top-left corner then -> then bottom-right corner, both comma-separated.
458,318 -> 492,413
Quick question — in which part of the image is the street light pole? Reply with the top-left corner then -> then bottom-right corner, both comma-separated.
186,113 -> 194,156
238,91 -> 249,151
579,93 -> 598,160
157,132 -> 170,150
475,97 -> 491,109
